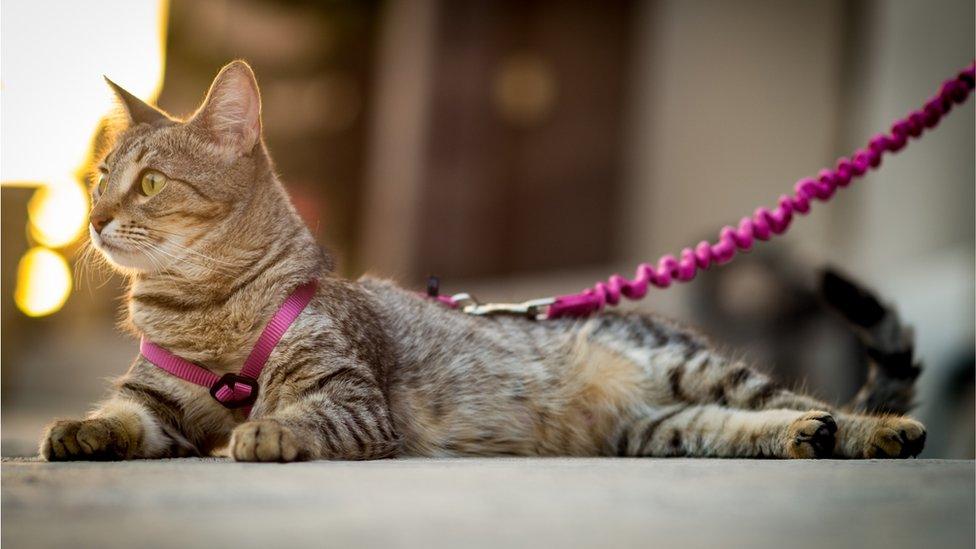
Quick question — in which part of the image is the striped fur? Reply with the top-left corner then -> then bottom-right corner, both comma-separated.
821,268 -> 921,415
40,61 -> 925,462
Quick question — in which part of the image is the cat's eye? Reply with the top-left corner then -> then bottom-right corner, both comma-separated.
140,170 -> 168,197
96,173 -> 108,195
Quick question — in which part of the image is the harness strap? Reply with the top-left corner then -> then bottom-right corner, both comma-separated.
139,280 -> 318,412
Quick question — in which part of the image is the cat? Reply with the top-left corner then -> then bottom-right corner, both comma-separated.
40,61 -> 925,462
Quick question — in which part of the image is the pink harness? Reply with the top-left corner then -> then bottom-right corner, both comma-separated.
139,281 -> 317,413
429,62 -> 975,319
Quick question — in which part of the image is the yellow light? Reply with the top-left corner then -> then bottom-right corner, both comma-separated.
492,53 -> 557,127
14,248 -> 73,318
27,181 -> 90,248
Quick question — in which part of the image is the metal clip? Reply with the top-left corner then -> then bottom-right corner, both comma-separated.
450,293 -> 554,320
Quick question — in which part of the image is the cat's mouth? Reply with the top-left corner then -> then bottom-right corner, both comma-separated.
97,239 -> 128,254
90,229 -> 123,253
90,228 -> 148,268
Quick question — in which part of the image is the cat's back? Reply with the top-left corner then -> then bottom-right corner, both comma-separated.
358,275 -> 705,367
357,276 -> 577,365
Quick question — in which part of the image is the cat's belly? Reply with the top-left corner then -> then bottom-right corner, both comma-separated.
385,332 -> 653,457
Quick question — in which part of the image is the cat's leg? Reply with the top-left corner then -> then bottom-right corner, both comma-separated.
718,380 -> 927,458
662,351 -> 926,458
614,404 -> 836,458
763,395 -> 926,458
727,381 -> 926,458
230,365 -> 399,462
758,399 -> 926,458
40,358 -> 202,461
40,398 -> 160,461
661,348 -> 787,409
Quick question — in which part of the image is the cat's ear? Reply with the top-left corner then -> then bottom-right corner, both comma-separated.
104,77 -> 169,126
188,60 -> 262,157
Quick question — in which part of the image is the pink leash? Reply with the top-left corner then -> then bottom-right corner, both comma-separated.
430,61 -> 975,320
139,280 -> 317,413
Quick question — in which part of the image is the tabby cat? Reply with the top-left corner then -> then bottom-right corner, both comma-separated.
41,61 -> 926,462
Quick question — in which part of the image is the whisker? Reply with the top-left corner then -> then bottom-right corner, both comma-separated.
142,227 -> 242,267
93,261 -> 116,290
166,241 -> 241,268
141,240 -> 237,277
135,242 -> 172,278
74,238 -> 113,294
73,240 -> 90,287
136,241 -> 176,278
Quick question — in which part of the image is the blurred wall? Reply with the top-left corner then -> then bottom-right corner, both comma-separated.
839,0 -> 974,456
622,0 -> 843,266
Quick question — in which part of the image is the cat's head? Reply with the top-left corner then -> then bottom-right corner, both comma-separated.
89,60 -> 277,276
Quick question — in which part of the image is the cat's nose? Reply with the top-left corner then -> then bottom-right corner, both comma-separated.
90,214 -> 113,234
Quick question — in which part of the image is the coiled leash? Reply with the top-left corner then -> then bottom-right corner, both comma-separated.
428,62 -> 976,320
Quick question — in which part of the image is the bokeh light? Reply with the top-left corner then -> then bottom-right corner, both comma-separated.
14,248 -> 73,318
492,53 -> 558,127
27,181 -> 90,248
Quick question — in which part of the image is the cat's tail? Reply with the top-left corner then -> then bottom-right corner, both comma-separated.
820,268 -> 921,415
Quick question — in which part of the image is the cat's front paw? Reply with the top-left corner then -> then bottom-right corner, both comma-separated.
40,418 -> 135,461
230,420 -> 302,462
864,417 -> 926,458
786,411 -> 837,459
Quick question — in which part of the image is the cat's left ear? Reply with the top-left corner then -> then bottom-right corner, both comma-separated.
104,77 -> 170,126
188,60 -> 262,157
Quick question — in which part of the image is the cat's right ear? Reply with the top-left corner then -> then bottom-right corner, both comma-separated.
104,77 -> 169,126
187,60 -> 262,159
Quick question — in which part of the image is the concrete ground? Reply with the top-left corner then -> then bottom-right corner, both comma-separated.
2,458 -> 973,549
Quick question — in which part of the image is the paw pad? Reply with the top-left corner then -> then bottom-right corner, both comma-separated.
866,418 -> 926,458
787,411 -> 836,459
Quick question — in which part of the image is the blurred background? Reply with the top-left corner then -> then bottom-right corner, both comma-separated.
1,0 -> 973,458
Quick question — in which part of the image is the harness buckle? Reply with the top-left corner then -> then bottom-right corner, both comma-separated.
450,293 -> 555,320
210,373 -> 259,409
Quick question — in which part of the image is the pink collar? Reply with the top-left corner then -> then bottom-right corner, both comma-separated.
139,280 -> 318,413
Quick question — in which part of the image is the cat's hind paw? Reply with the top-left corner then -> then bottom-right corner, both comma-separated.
864,417 -> 926,458
786,411 -> 837,459
230,419 -> 302,462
